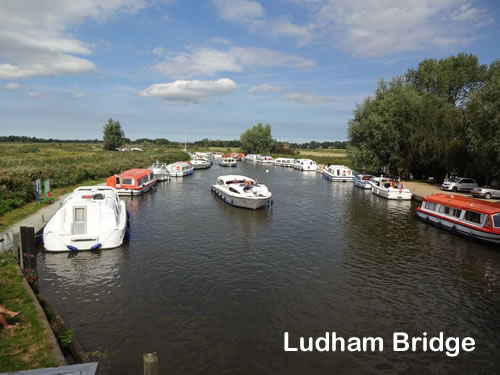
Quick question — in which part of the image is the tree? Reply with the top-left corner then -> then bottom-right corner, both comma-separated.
465,60 -> 500,183
103,118 -> 125,151
406,53 -> 487,107
240,123 -> 275,154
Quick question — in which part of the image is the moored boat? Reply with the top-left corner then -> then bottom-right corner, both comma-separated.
166,161 -> 195,177
257,155 -> 274,164
323,165 -> 354,182
211,175 -> 273,209
243,154 -> 259,162
353,174 -> 374,189
191,157 -> 212,169
148,160 -> 170,181
370,176 -> 412,200
293,159 -> 317,172
106,169 -> 157,195
274,157 -> 295,167
43,186 -> 129,252
219,157 -> 237,167
416,194 -> 500,245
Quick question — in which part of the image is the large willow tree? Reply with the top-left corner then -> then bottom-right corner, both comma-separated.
347,53 -> 498,183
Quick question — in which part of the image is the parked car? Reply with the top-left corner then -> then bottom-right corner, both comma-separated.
471,186 -> 500,199
441,177 -> 478,192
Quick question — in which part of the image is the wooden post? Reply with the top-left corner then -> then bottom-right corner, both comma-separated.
12,232 -> 20,264
143,352 -> 159,375
20,226 -> 38,293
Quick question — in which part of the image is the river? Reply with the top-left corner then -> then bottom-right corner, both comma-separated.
37,161 -> 500,374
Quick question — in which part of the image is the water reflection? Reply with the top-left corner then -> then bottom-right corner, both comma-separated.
37,163 -> 500,375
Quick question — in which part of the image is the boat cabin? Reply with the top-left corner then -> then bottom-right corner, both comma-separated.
106,168 -> 156,195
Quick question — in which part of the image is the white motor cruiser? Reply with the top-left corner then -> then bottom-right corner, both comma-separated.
191,157 -> 212,169
211,175 -> 273,209
166,161 -> 194,177
323,165 -> 354,182
293,159 -> 318,172
219,157 -> 237,167
353,174 -> 375,189
148,160 -> 170,181
370,176 -> 412,200
274,158 -> 295,167
43,186 -> 129,252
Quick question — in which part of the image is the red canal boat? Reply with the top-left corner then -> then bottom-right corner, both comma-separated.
106,169 -> 157,195
416,194 -> 500,245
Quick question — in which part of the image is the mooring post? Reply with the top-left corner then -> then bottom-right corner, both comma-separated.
143,352 -> 159,375
20,226 -> 38,293
12,232 -> 20,264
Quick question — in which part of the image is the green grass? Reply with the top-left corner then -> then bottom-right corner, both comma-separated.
0,252 -> 58,371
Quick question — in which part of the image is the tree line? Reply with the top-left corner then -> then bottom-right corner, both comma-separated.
348,53 -> 500,184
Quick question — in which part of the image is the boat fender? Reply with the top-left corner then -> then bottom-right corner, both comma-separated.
91,243 -> 102,251
271,200 -> 274,206
66,245 -> 78,252
231,200 -> 234,205
452,224 -> 457,232
468,231 -> 473,240
425,216 -> 430,222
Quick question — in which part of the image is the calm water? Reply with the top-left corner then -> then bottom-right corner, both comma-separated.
37,162 -> 500,374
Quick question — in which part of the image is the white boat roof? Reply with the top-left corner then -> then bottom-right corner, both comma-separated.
168,161 -> 191,166
69,186 -> 119,203
216,175 -> 256,183
329,165 -> 350,169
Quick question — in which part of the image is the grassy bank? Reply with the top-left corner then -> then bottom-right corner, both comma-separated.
0,252 -> 58,371
0,143 -> 189,227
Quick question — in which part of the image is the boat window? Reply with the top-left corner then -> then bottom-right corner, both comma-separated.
115,177 -> 120,185
440,206 -> 461,218
122,178 -> 133,185
484,216 -> 491,227
464,210 -> 483,224
493,214 -> 500,228
229,187 -> 240,194
425,201 -> 437,211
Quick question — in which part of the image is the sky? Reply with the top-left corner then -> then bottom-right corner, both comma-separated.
0,0 -> 499,143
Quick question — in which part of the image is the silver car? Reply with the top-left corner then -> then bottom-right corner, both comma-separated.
471,186 -> 500,199
441,177 -> 478,192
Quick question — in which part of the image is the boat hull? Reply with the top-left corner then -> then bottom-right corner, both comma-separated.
116,181 -> 157,195
371,185 -> 412,200
212,186 -> 272,209
219,163 -> 237,167
353,180 -> 372,189
323,171 -> 354,182
169,169 -> 194,177
416,210 -> 500,245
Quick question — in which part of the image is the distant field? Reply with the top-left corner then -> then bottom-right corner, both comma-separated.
296,148 -> 347,157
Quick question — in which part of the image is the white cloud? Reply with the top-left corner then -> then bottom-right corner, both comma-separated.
72,92 -> 87,99
154,47 -> 315,78
284,92 -> 334,104
313,0 -> 491,56
139,78 -> 238,103
152,47 -> 165,56
28,91 -> 48,99
212,0 -> 264,21
2,82 -> 20,89
0,0 -> 148,78
249,84 -> 281,94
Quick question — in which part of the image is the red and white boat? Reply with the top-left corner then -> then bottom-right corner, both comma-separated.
106,168 -> 157,195
416,194 -> 500,245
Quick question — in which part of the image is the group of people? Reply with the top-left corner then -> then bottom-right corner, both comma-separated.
0,304 -> 20,330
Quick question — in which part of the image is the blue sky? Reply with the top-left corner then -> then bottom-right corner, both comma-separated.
0,0 -> 499,143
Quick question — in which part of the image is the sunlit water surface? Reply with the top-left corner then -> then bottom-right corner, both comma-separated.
37,162 -> 500,374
